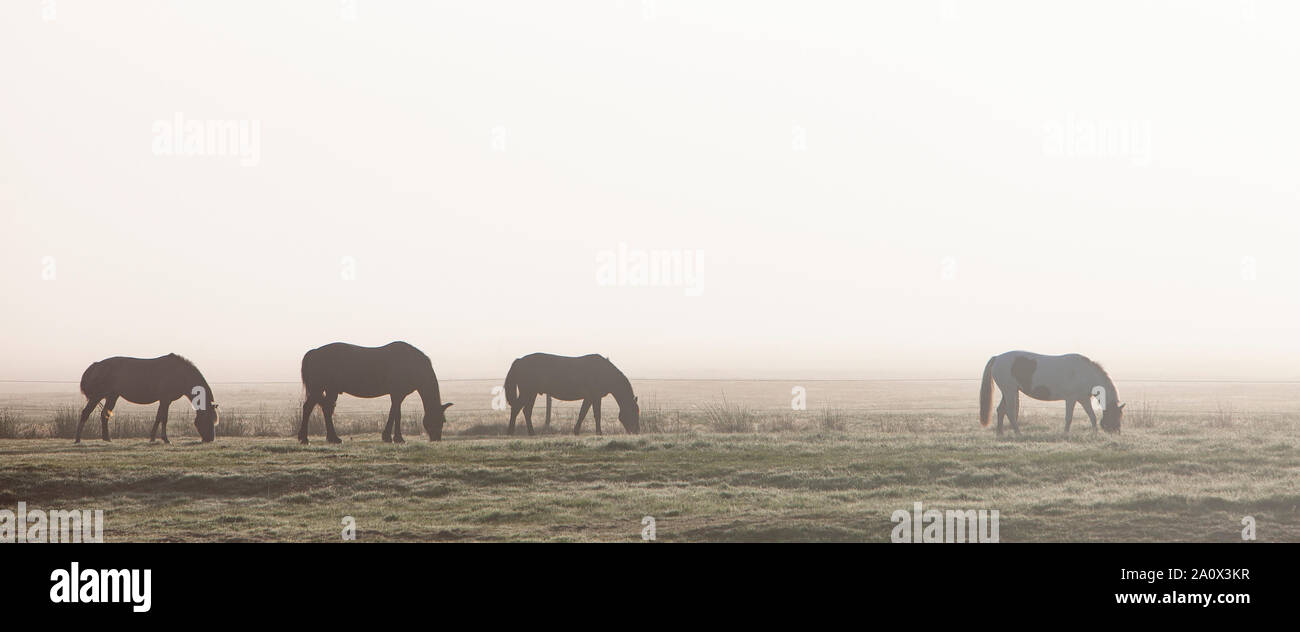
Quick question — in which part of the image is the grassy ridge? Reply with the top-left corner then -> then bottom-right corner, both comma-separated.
1,419 -> 1296,542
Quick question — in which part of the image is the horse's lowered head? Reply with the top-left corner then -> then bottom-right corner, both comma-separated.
619,396 -> 640,434
1100,402 -> 1124,434
195,403 -> 219,442
423,402 -> 454,441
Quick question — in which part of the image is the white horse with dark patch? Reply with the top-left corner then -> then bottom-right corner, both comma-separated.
979,351 -> 1124,436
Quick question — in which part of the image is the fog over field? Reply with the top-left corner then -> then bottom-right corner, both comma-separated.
2,2 -> 1300,384
3,379 -> 1297,542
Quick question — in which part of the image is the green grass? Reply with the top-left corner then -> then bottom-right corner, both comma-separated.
1,415 -> 1296,542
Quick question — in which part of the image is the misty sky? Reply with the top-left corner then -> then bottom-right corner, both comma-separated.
3,1 -> 1299,382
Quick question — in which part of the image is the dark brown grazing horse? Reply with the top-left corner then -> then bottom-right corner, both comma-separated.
77,354 -> 219,443
299,341 -> 453,444
503,353 -> 639,436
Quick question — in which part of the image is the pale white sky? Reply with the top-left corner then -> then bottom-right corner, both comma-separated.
2,1 -> 1298,382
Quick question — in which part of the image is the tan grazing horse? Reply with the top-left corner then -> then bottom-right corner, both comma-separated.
77,354 -> 220,443
979,350 -> 1124,436
502,353 -> 639,436
299,341 -> 453,444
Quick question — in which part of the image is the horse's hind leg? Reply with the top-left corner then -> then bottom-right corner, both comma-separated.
99,394 -> 119,442
1006,393 -> 1022,436
1063,400 -> 1075,436
521,394 -> 536,436
151,402 -> 170,443
321,392 -> 342,444
387,394 -> 407,444
74,398 -> 100,444
507,403 -> 520,435
574,400 -> 592,436
298,392 -> 321,444
995,386 -> 1020,437
544,395 -> 551,428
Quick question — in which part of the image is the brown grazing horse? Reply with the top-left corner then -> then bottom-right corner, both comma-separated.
76,354 -> 220,443
503,353 -> 639,436
299,341 -> 453,444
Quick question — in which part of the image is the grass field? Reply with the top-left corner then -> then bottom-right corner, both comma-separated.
1,380 -> 1298,542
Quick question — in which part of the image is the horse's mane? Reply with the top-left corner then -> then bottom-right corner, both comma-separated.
1078,355 -> 1116,392
167,354 -> 208,384
602,356 -> 628,378
167,353 -> 199,370
600,356 -> 634,392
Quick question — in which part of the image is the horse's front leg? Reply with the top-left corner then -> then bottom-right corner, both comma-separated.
592,398 -> 602,435
151,402 -> 169,443
383,394 -> 406,443
1063,400 -> 1075,436
391,394 -> 408,443
574,400 -> 592,435
1080,397 -> 1098,432
159,400 -> 174,443
544,395 -> 552,428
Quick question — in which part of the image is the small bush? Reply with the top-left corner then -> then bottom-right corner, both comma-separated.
701,397 -> 755,433
1212,401 -> 1236,428
53,406 -> 83,439
1127,400 -> 1159,429
818,406 -> 846,432
759,415 -> 797,433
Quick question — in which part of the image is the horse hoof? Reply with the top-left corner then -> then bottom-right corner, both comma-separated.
381,435 -> 392,443
298,437 -> 309,445
327,436 -> 342,444
393,436 -> 405,444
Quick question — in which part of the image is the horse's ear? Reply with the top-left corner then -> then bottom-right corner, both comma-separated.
211,403 -> 219,409
635,396 -> 639,403
442,402 -> 453,411
1118,403 -> 1126,410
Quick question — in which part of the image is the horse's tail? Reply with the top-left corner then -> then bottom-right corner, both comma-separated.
979,356 -> 996,427
300,350 -> 318,395
503,359 -> 521,407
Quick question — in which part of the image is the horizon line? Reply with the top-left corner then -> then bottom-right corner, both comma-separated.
4,377 -> 1300,385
